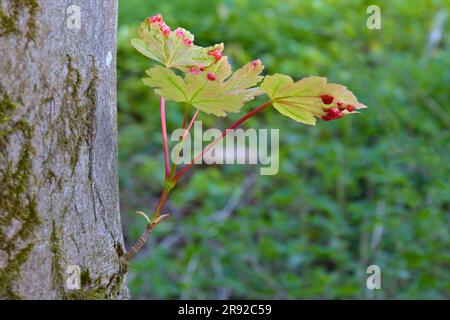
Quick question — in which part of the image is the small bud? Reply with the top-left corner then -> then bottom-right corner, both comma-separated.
320,94 -> 334,105
199,66 -> 205,72
346,105 -> 355,112
207,72 -> 216,81
183,38 -> 193,46
321,115 -> 332,121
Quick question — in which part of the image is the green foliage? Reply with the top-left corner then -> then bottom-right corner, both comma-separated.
118,0 -> 450,299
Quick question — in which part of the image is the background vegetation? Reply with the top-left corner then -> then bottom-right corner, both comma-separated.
117,0 -> 449,299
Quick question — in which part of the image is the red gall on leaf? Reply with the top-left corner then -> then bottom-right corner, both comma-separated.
346,104 -> 355,112
320,94 -> 334,105
161,25 -> 171,37
188,67 -> 200,75
207,72 -> 217,81
327,108 -> 340,118
183,38 -> 193,46
175,28 -> 185,37
321,107 -> 342,121
150,14 -> 162,24
188,66 -> 205,75
209,50 -> 222,61
251,59 -> 261,67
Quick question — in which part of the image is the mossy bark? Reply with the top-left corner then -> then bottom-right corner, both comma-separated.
0,0 -> 127,299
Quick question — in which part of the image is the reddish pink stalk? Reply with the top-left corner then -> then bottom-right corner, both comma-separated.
183,110 -> 199,141
160,96 -> 170,179
173,100 -> 272,182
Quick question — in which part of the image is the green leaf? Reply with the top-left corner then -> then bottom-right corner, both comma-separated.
261,74 -> 367,125
142,67 -> 188,102
131,20 -> 223,72
143,58 -> 265,117
224,59 -> 265,101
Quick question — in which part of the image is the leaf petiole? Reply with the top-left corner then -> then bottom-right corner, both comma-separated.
160,96 -> 170,179
173,100 -> 272,182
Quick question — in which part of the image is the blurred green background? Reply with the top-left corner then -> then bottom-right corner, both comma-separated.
117,0 -> 450,299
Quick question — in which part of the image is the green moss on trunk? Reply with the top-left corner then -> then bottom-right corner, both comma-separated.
0,0 -> 40,40
0,88 -> 40,299
63,243 -> 128,300
50,219 -> 65,297
53,55 -> 98,175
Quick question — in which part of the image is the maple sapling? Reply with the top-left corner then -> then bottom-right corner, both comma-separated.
122,13 -> 367,263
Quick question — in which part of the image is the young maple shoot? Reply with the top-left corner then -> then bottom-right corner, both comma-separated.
122,13 -> 367,263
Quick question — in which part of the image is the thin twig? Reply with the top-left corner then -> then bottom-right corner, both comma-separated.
121,214 -> 170,263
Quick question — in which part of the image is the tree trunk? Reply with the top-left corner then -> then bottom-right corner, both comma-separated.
0,0 -> 128,299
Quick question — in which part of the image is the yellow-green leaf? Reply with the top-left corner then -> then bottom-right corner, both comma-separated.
261,74 -> 367,125
131,18 -> 222,72
144,58 -> 265,117
143,66 -> 188,102
224,59 -> 265,101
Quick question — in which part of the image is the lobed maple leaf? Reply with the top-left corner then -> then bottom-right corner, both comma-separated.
131,15 -> 223,72
143,57 -> 265,117
260,74 -> 367,125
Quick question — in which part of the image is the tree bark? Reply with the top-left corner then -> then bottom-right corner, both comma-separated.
0,0 -> 128,299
